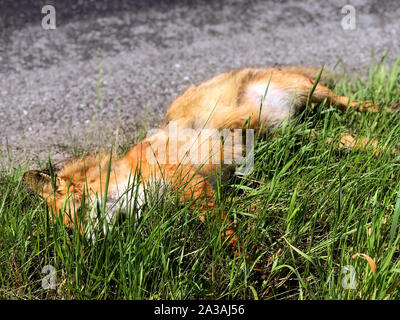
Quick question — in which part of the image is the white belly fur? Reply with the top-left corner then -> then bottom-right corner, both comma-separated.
85,175 -> 148,240
245,83 -> 297,129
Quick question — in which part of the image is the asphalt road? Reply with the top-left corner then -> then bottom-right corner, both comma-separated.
1,0 -> 399,167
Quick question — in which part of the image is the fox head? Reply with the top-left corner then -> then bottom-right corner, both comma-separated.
23,170 -> 83,228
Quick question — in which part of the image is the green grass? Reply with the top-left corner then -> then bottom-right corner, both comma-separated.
1,56 -> 400,299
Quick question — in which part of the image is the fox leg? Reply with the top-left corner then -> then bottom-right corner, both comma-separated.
312,130 -> 396,156
311,85 -> 381,112
271,70 -> 389,113
286,73 -> 397,155
329,133 -> 397,156
305,79 -> 396,113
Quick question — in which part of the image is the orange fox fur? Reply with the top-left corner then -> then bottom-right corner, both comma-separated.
24,66 -> 391,253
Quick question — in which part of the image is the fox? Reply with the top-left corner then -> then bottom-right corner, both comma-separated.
23,65 -> 396,255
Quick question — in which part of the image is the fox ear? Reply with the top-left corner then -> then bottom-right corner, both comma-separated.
23,170 -> 55,197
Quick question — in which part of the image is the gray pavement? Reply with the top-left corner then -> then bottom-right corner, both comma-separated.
0,0 -> 399,167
